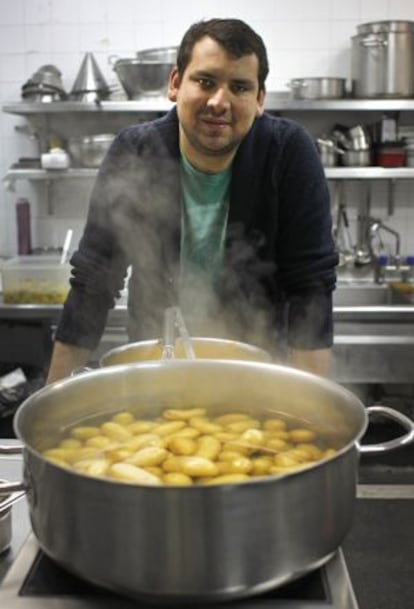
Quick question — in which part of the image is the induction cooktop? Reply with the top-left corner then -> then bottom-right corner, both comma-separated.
0,533 -> 359,608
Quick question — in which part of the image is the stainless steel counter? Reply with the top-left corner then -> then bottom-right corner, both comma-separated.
1,285 -> 414,382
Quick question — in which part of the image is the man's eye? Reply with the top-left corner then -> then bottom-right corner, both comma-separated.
231,83 -> 248,94
198,78 -> 214,89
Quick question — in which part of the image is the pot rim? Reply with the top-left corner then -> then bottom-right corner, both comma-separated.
13,359 -> 369,489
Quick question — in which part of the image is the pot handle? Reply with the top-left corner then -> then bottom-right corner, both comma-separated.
108,54 -> 119,67
286,79 -> 308,90
0,444 -> 27,499
0,444 -> 24,455
360,35 -> 388,48
358,405 -> 414,454
0,486 -> 26,507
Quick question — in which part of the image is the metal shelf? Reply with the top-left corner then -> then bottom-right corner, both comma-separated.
4,95 -> 414,115
5,167 -> 414,184
2,99 -> 174,114
264,94 -> 414,112
324,167 -> 414,179
3,168 -> 96,181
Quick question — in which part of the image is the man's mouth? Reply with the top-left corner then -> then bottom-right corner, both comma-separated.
200,115 -> 231,128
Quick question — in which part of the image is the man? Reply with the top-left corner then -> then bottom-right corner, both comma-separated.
46,18 -> 338,384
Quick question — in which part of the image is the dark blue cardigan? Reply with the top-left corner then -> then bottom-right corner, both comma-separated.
56,108 -> 338,356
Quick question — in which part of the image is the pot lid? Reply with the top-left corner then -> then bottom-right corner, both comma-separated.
356,20 -> 414,35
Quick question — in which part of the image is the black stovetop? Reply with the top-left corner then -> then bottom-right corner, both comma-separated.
20,549 -> 328,605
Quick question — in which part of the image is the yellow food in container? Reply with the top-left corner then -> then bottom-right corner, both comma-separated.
1,255 -> 71,304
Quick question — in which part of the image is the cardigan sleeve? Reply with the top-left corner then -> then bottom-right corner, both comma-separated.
274,122 -> 338,349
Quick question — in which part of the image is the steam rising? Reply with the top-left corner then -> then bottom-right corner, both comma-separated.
86,132 -> 325,359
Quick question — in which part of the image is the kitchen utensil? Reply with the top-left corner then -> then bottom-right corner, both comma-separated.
67,134 -> 114,168
111,56 -> 174,99
0,479 -> 25,555
351,20 -> 414,98
100,336 -> 272,366
173,306 -> 196,359
28,64 -> 65,90
316,138 -> 343,166
0,361 -> 413,601
348,125 -> 371,150
161,306 -> 196,360
341,149 -> 372,166
161,307 -> 176,359
287,77 -> 347,100
60,229 -> 73,265
21,84 -> 66,102
136,46 -> 178,63
70,52 -> 111,102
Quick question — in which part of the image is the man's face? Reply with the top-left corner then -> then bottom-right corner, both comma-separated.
168,36 -> 265,172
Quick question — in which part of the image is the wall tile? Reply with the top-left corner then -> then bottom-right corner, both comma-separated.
80,0 -> 107,24
133,23 -> 165,51
301,21 -> 333,49
332,0 -> 361,21
51,0 -> 81,24
50,25 -> 81,53
387,0 -> 414,19
0,25 -> 25,53
23,0 -> 52,25
360,0 -> 388,21
0,54 -> 26,83
0,0 -> 24,25
24,24 -> 52,54
79,23 -> 109,54
105,24 -> 136,55
106,0 -> 137,24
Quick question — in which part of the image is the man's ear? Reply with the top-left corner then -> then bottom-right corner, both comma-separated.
256,88 -> 266,117
167,67 -> 180,102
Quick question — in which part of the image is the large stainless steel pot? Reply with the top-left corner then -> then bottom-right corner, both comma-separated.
351,20 -> 414,98
1,361 -> 413,602
287,77 -> 347,99
100,337 -> 272,366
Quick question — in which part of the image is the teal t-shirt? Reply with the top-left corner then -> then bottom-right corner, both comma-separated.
180,152 -> 231,285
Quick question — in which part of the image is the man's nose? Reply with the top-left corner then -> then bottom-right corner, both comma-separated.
207,87 -> 230,110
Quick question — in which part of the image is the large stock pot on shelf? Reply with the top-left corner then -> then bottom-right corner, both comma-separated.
351,20 -> 414,98
0,360 -> 413,602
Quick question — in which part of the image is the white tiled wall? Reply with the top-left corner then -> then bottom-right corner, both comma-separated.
1,0 -> 414,258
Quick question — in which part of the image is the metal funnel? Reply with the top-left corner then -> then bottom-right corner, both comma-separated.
70,52 -> 109,94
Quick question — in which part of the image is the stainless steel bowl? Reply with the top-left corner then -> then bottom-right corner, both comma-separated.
67,134 -> 115,168
136,46 -> 178,63
113,57 -> 174,99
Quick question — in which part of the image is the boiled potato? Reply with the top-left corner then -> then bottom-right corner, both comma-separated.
42,406 -> 337,486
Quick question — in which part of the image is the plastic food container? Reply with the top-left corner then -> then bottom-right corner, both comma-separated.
1,256 -> 71,304
374,142 -> 406,167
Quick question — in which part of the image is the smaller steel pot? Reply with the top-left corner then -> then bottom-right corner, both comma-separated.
288,78 -> 347,99
0,479 -> 25,555
100,337 -> 272,367
317,138 -> 344,167
341,149 -> 372,167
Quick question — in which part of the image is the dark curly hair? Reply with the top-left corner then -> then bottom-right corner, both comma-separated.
177,18 -> 269,92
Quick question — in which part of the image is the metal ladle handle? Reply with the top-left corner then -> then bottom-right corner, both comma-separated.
161,307 -> 176,360
161,307 -> 196,360
174,307 -> 196,359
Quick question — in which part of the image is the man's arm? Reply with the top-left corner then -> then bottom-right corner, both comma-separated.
288,347 -> 331,377
46,341 -> 92,384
